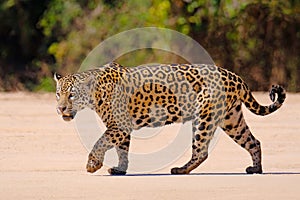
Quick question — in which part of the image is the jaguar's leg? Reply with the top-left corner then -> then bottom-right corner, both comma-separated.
108,135 -> 131,175
171,116 -> 217,174
222,102 -> 262,174
170,87 -> 224,175
171,94 -> 220,175
86,126 -> 128,173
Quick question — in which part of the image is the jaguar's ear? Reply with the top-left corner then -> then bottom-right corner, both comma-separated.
54,73 -> 62,82
79,74 -> 95,89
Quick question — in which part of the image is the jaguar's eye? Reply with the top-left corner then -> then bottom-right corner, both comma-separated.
56,93 -> 60,99
68,93 -> 75,100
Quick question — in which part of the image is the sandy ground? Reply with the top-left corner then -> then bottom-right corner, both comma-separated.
0,92 -> 299,200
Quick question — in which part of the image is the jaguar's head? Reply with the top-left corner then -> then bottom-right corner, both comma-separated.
54,73 -> 93,121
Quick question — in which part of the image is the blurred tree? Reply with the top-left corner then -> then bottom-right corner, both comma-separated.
0,0 -> 50,90
0,0 -> 299,91
171,0 -> 300,91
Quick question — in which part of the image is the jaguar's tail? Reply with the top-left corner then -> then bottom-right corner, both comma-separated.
240,84 -> 286,116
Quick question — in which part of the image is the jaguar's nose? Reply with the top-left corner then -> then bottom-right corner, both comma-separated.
57,106 -> 67,114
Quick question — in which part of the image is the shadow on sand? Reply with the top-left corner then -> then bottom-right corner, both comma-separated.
100,171 -> 300,177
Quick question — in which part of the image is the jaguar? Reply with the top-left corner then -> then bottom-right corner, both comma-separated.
54,62 -> 285,175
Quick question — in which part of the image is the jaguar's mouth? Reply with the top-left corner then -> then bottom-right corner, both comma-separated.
62,113 -> 76,121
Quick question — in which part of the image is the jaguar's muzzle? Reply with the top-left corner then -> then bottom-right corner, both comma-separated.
62,114 -> 75,121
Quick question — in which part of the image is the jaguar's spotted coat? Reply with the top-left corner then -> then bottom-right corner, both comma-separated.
54,62 -> 285,175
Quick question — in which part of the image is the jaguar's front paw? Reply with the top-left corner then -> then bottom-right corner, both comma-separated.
246,166 -> 263,174
108,167 -> 127,175
86,159 -> 103,173
171,167 -> 189,175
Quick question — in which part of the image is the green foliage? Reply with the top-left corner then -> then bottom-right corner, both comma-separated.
173,0 -> 300,91
39,0 -> 82,37
0,0 -> 299,91
34,77 -> 56,92
147,0 -> 171,26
